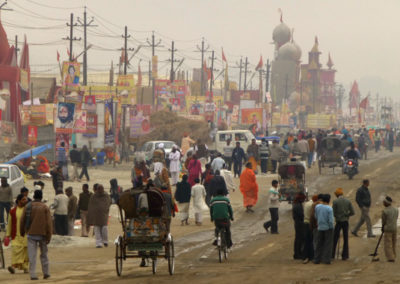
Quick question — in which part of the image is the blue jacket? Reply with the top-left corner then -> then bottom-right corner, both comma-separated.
315,204 -> 334,231
232,147 -> 246,163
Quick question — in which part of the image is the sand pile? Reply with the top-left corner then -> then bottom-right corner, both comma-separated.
137,110 -> 211,146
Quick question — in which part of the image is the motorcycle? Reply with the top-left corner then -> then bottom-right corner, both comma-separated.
343,158 -> 358,179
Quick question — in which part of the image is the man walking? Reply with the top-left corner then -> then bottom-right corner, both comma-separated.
78,184 -> 92,237
58,142 -> 68,180
223,139 -> 234,171
263,180 -> 280,234
20,190 -> 52,280
352,179 -> 376,238
168,145 -> 181,186
51,189 -> 69,236
79,145 -> 91,182
270,140 -> 287,174
232,142 -> 246,178
211,153 -> 225,173
246,139 -> 259,174
314,194 -> 334,264
0,177 -> 12,231
66,187 -> 78,236
332,188 -> 355,260
382,196 -> 398,262
69,144 -> 81,181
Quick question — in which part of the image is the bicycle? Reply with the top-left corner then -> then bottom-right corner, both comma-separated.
216,226 -> 228,263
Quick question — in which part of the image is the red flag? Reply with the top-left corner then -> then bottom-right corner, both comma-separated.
120,49 -> 125,65
67,48 -> 70,58
136,63 -> 142,86
203,60 -> 211,80
359,97 -> 368,109
255,55 -> 263,70
222,48 -> 227,62
57,51 -> 60,62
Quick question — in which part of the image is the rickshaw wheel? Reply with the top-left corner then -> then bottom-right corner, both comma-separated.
167,237 -> 175,275
152,258 -> 157,274
115,236 -> 123,276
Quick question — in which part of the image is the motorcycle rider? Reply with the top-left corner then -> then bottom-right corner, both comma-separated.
343,142 -> 361,173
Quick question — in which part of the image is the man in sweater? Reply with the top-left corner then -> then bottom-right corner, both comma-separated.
0,177 -> 13,231
314,194 -> 334,264
259,138 -> 270,174
78,184 -> 92,237
382,196 -> 398,262
352,179 -> 376,238
210,188 -> 234,248
50,189 -> 69,236
263,180 -> 280,234
20,190 -> 52,280
69,144 -> 81,181
332,188 -> 355,260
66,187 -> 78,236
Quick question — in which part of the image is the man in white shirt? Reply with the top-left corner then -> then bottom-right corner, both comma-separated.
51,189 -> 69,236
263,180 -> 280,234
211,153 -> 225,173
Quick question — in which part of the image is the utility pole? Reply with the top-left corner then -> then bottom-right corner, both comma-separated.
169,41 -> 178,82
265,59 -> 271,93
196,38 -> 209,96
14,35 -> 20,62
122,26 -> 130,75
63,13 -> 81,61
243,57 -> 249,93
146,31 -> 163,107
77,6 -> 97,86
235,57 -> 244,91
148,60 -> 151,87
209,50 -> 216,98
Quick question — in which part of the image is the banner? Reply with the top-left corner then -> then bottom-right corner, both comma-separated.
83,113 -> 97,137
27,126 -> 38,146
45,104 -> 54,124
55,102 -> 75,134
116,74 -> 134,88
84,95 -> 96,112
306,114 -> 336,129
20,69 -> 29,91
73,110 -> 87,133
56,133 -> 70,159
241,108 -> 263,130
62,61 -> 80,86
129,105 -> 151,138
83,86 -> 116,101
20,106 -> 30,126
30,105 -> 46,126
104,99 -> 114,144
152,55 -> 158,79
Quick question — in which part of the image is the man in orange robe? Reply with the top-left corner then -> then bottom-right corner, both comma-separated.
240,162 -> 259,213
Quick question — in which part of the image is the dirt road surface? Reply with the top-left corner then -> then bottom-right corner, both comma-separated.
1,149 -> 400,283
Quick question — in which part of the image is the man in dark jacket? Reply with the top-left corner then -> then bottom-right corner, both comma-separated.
209,170 -> 228,198
174,175 -> 191,225
78,184 -> 92,237
79,145 -> 91,182
232,142 -> 246,178
50,167 -> 63,193
292,193 -> 306,259
69,144 -> 81,181
352,179 -> 375,238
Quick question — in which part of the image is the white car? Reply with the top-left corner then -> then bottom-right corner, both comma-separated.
137,141 -> 177,164
0,164 -> 25,199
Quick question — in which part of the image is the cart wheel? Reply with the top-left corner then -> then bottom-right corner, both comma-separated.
115,236 -> 123,276
152,258 -> 157,274
167,237 -> 175,275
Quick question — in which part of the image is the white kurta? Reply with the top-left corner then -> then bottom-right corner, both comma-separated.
220,169 -> 236,193
169,151 -> 181,172
191,184 -> 206,213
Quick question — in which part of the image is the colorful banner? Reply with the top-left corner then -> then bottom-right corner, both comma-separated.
73,110 -> 87,133
30,105 -> 46,126
45,104 -> 54,124
20,69 -> 29,91
152,55 -> 158,79
83,113 -> 97,137
241,108 -> 263,125
27,126 -> 38,146
104,99 -> 114,144
307,114 -> 336,129
56,133 -> 70,159
84,95 -> 96,112
129,105 -> 151,138
116,74 -> 135,88
185,96 -> 224,113
20,106 -> 30,126
83,86 -> 116,101
62,61 -> 80,86
55,102 -> 75,134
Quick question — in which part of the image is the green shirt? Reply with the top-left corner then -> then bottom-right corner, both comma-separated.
332,196 -> 355,222
210,196 -> 233,221
382,206 -> 399,233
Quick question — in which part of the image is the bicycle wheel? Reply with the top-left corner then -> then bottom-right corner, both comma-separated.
167,237 -> 175,275
115,236 -> 123,276
0,237 -> 4,269
222,230 -> 228,260
217,231 -> 222,263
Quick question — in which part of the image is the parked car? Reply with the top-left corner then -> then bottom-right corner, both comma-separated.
137,140 -> 177,164
0,164 -> 25,199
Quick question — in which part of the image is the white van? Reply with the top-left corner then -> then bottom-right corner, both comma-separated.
213,130 -> 258,154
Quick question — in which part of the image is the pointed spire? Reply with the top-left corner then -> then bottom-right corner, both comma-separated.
278,8 -> 283,22
327,53 -> 333,69
311,35 -> 319,53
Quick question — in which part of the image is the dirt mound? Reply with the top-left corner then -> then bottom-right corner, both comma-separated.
137,110 -> 211,146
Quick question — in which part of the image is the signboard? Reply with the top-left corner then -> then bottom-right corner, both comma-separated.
307,114 -> 336,129
27,125 -> 37,146
104,99 -> 114,144
241,108 -> 263,125
30,105 -> 46,126
62,61 -> 80,86
20,106 -> 30,126
84,95 -> 96,113
55,102 -> 75,134
73,110 -> 87,133
20,69 -> 29,91
83,113 -> 98,137
116,74 -> 134,88
129,105 -> 151,138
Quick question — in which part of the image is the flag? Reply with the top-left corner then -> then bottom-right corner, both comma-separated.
359,96 -> 368,109
203,60 -> 211,80
255,55 -> 263,70
67,48 -> 70,58
136,63 -> 142,86
57,51 -> 60,62
224,64 -> 229,91
222,48 -> 227,62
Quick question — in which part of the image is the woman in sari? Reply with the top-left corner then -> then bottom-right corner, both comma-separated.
239,162 -> 259,213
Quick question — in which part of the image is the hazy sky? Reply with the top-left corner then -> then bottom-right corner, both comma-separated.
3,0 -> 400,97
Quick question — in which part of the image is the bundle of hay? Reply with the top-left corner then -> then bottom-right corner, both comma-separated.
137,110 -> 211,147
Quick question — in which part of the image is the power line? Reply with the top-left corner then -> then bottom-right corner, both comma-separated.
24,0 -> 83,10
9,1 -> 65,21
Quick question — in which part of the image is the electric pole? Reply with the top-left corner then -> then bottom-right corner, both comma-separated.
122,26 -> 131,75
234,57 -> 244,91
209,50 -> 216,97
196,38 -> 209,96
77,6 -> 97,86
14,35 -> 20,62
63,13 -> 81,61
243,57 -> 249,93
146,31 -> 163,106
169,41 -> 178,82
265,59 -> 271,93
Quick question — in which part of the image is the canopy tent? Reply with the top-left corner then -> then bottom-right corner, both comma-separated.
6,144 -> 52,164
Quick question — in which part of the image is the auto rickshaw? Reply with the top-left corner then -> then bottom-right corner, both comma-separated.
318,136 -> 346,174
278,159 -> 307,202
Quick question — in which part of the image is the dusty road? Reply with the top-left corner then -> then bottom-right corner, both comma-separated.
1,149 -> 400,283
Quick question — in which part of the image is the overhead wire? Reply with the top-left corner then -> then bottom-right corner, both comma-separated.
9,1 -> 67,22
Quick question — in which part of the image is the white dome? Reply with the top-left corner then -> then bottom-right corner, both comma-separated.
278,42 -> 298,61
272,22 -> 291,46
292,41 -> 302,61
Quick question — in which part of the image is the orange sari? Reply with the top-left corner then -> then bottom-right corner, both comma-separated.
239,168 -> 259,207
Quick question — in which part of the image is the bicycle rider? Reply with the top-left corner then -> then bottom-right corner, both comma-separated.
210,188 -> 234,249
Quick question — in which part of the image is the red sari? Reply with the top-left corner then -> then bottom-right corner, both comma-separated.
188,159 -> 202,187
